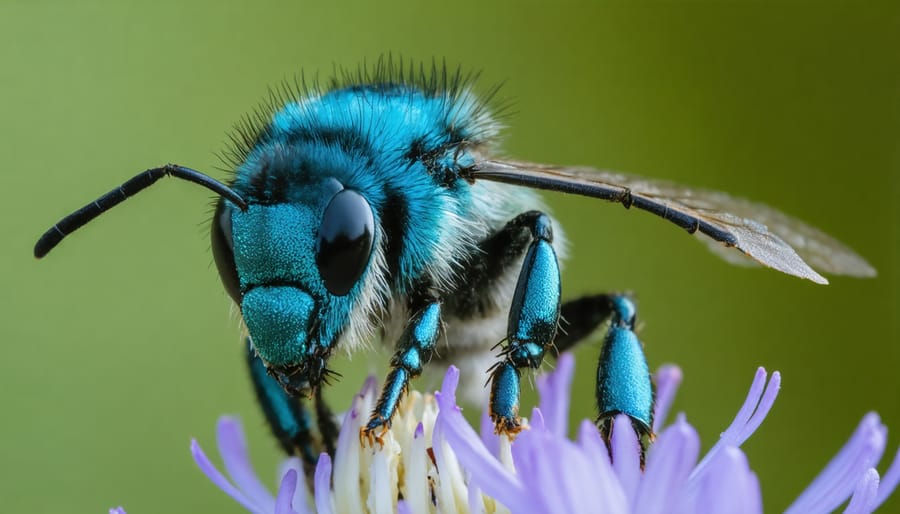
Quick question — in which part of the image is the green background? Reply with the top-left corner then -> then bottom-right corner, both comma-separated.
1,1 -> 897,513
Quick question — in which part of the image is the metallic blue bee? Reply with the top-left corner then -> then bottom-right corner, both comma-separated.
35,61 -> 875,464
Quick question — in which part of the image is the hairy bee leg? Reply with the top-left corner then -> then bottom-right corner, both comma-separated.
362,301 -> 442,445
552,294 -> 617,354
596,295 -> 654,464
245,340 -> 318,466
444,208 -> 542,319
488,211 -> 561,434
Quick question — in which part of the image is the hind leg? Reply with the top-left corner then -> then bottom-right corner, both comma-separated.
553,294 -> 617,353
544,293 -> 655,462
594,295 -> 654,462
553,294 -> 654,427
551,294 -> 655,459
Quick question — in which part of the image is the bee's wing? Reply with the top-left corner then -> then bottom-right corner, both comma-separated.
471,159 -> 876,284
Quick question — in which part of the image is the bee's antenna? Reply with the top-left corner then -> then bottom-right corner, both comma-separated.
34,164 -> 248,258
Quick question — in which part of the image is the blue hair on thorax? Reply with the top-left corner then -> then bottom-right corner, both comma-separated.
227,66 -> 499,293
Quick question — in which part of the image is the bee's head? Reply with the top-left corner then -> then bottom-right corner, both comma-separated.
211,175 -> 376,395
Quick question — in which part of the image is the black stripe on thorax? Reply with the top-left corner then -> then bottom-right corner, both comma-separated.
284,126 -> 378,165
404,124 -> 467,188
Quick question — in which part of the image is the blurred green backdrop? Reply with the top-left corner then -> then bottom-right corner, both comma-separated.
1,1 -> 897,513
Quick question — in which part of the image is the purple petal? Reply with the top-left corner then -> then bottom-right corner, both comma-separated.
274,469 -> 298,514
109,508 -> 126,514
536,352 -> 575,438
610,414 -> 642,508
515,428 -> 625,514
529,407 -> 546,432
558,434 -> 621,514
277,458 -> 309,514
191,438 -> 261,513
694,447 -> 762,514
635,414 -> 700,514
733,371 -> 780,444
718,367 -> 768,443
332,396 -> 363,511
693,368 -> 779,480
576,421 -> 627,511
479,407 -> 500,457
509,431 -> 563,512
359,375 -> 379,399
217,417 -> 276,512
653,365 -> 683,432
844,468 -> 880,514
397,500 -> 413,514
314,453 -> 334,514
786,413 -> 887,514
434,366 -> 524,511
510,430 -> 552,512
577,419 -> 612,468
434,365 -> 461,412
874,444 -> 900,509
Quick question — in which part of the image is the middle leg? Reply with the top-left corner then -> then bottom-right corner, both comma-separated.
487,211 -> 562,434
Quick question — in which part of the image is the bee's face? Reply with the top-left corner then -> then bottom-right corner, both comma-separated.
211,177 -> 375,394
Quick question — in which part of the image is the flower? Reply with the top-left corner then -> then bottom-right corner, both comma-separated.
191,355 -> 900,513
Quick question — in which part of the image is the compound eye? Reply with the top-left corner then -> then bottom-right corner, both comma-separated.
316,189 -> 374,296
211,199 -> 242,303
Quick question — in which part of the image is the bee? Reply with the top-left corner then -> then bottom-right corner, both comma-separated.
34,60 -> 875,464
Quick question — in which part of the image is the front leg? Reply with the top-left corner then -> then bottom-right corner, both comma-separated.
245,339 -> 317,466
361,300 -> 442,445
489,211 -> 561,434
314,386 -> 340,457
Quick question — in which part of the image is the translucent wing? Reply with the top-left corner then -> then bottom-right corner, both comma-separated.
469,159 -> 876,284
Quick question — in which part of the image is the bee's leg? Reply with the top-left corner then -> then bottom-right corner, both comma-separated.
314,387 -> 339,457
595,295 -> 654,464
488,211 -> 561,434
245,339 -> 318,468
553,294 -> 616,353
362,300 -> 442,445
